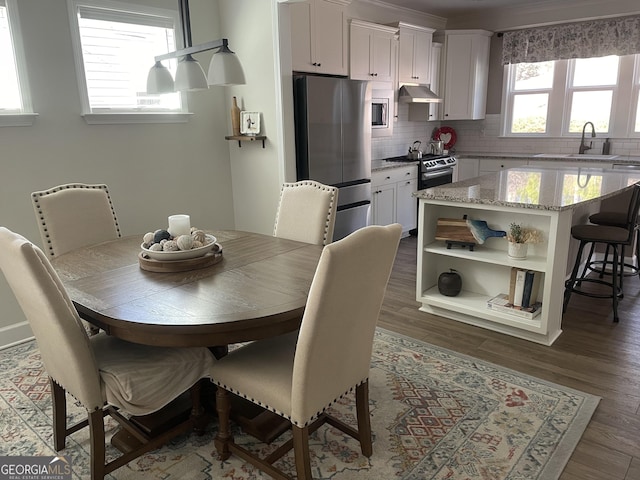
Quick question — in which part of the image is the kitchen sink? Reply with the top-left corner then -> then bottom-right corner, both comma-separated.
534,153 -> 619,160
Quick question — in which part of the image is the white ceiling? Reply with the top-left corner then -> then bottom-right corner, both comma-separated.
367,0 -> 640,31
376,0 -> 542,18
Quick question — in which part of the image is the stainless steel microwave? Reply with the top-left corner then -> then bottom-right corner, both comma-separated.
372,90 -> 393,137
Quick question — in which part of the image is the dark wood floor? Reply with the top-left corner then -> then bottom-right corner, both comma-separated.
378,235 -> 640,480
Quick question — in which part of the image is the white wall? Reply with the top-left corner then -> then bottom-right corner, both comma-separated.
220,0 -> 288,235
0,0 -> 236,348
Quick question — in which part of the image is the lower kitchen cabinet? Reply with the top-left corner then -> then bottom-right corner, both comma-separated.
479,158 -> 529,175
372,165 -> 418,235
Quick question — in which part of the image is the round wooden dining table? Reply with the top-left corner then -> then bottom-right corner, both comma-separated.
51,230 -> 324,348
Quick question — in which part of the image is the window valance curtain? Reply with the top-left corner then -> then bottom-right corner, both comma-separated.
501,15 -> 640,65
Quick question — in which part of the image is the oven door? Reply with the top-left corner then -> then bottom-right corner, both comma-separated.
420,167 -> 454,189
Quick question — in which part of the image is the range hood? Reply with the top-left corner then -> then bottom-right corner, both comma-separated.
398,85 -> 442,103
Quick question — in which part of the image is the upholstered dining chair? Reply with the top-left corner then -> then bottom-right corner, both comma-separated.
211,223 -> 402,480
273,180 -> 339,246
31,183 -> 121,258
0,227 -> 217,480
31,183 -> 122,334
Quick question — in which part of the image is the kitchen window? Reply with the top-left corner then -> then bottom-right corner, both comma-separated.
67,0 -> 189,124
0,0 -> 35,126
502,54 -> 640,138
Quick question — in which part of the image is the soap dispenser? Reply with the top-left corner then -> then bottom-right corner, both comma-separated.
602,138 -> 611,155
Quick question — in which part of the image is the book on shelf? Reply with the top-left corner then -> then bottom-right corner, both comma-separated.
486,293 -> 542,319
508,267 -> 541,308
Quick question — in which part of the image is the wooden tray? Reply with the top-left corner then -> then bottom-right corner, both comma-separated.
138,244 -> 223,272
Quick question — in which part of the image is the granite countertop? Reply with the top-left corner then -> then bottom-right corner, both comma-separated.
371,158 -> 419,171
454,152 -> 640,163
413,165 -> 639,211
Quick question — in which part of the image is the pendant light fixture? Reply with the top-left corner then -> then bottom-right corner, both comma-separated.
146,0 -> 245,93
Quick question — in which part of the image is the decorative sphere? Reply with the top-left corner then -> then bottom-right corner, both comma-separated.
192,230 -> 206,243
143,232 -> 155,245
154,229 -> 171,244
162,240 -> 179,251
149,243 -> 163,251
438,269 -> 462,297
176,234 -> 194,251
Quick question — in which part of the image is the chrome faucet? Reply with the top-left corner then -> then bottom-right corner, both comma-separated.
579,122 -> 596,154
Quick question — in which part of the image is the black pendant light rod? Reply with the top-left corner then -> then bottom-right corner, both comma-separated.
179,0 -> 192,48
153,0 -> 233,62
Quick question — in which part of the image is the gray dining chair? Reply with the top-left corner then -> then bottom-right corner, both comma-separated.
211,223 -> 402,480
273,180 -> 339,245
31,183 -> 121,258
0,227 -> 217,480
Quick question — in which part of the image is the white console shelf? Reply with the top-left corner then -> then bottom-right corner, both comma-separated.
414,165 -> 640,346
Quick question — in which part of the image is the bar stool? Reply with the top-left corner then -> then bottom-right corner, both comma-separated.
563,184 -> 640,322
585,193 -> 640,282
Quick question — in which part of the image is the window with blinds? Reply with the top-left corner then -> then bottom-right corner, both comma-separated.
69,0 -> 182,114
0,0 -> 33,123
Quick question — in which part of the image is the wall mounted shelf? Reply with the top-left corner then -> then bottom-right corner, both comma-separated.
225,135 -> 266,148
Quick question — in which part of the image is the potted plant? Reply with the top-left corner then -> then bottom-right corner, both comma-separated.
506,223 -> 541,259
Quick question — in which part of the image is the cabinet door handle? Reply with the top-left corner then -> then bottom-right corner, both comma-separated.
406,181 -> 411,185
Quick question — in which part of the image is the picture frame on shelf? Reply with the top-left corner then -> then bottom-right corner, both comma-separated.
240,111 -> 261,136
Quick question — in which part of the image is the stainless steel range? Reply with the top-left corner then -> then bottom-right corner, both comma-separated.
385,154 -> 458,189
385,153 -> 457,236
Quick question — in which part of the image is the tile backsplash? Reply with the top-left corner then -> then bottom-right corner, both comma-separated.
372,112 -> 640,160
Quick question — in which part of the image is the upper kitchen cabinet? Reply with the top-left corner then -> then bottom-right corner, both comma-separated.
349,20 -> 398,83
436,30 -> 492,120
290,0 -> 351,76
396,23 -> 435,85
408,41 -> 442,122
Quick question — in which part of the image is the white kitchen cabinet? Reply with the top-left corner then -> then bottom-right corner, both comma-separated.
372,182 -> 396,227
456,157 -> 480,181
372,165 -> 418,235
436,30 -> 492,120
407,41 -> 442,122
290,0 -> 350,75
479,158 -> 529,176
349,20 -> 398,83
397,23 -> 434,85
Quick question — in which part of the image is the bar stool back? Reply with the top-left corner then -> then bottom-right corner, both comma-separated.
563,184 -> 640,322
587,187 -> 640,280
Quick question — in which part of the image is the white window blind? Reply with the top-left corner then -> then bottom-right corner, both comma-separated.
0,0 -> 34,125
71,0 -> 182,113
0,2 -> 21,111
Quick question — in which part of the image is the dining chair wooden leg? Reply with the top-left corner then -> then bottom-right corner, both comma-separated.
88,409 -> 106,480
214,387 -> 232,460
356,381 -> 373,457
50,378 -> 67,451
292,425 -> 312,480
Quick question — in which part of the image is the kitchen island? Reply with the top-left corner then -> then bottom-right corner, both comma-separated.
414,165 -> 640,345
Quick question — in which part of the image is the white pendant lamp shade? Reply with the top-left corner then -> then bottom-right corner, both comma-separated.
147,61 -> 175,94
174,54 -> 209,91
208,46 -> 246,86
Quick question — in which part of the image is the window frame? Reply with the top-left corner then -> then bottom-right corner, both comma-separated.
501,54 -> 640,139
67,0 -> 191,125
0,0 -> 37,127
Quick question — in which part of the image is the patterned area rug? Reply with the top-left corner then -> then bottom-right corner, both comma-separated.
0,328 -> 599,479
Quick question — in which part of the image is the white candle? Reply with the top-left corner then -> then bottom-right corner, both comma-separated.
168,214 -> 191,237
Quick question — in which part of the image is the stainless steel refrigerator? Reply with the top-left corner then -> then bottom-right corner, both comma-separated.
293,74 -> 372,242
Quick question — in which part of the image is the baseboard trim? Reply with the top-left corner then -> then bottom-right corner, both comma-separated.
0,322 -> 33,351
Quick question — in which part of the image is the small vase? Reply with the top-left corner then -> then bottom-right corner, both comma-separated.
508,242 -> 528,260
231,96 -> 241,136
